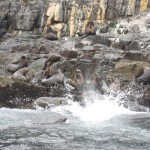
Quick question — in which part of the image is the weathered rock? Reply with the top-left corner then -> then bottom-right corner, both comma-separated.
0,76 -> 67,108
0,0 -> 149,38
123,51 -> 148,61
1,0 -> 150,109
59,50 -> 78,60
107,59 -> 150,81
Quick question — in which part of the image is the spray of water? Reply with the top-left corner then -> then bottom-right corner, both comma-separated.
51,90 -> 132,123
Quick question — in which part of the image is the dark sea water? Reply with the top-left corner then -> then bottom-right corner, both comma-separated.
0,92 -> 150,150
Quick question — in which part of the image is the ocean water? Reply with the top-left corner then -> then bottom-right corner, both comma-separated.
0,91 -> 150,150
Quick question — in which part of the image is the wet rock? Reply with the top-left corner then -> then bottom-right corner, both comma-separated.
0,76 -> 54,108
59,50 -> 78,60
123,101 -> 149,112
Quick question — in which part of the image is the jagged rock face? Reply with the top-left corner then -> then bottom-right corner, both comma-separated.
0,0 -> 149,38
0,76 -> 67,108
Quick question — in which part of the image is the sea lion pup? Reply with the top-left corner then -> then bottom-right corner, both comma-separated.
66,69 -> 85,104
135,67 -> 150,84
43,54 -> 63,70
6,56 -> 28,73
31,70 -> 45,84
42,69 -> 64,86
12,67 -> 29,81
91,73 -> 109,94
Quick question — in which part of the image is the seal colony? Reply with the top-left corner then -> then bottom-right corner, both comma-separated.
5,53 -> 115,106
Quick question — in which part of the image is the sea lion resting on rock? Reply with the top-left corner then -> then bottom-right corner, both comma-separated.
43,60 -> 62,78
66,69 -> 85,104
12,67 -> 29,81
42,69 -> 64,86
33,97 -> 68,109
6,64 -> 21,73
135,67 -> 150,84
31,70 -> 45,84
43,54 -> 63,70
43,62 -> 58,78
6,56 -> 28,73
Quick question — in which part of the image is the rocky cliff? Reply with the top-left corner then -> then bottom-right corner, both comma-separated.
0,0 -> 150,38
1,0 -> 150,109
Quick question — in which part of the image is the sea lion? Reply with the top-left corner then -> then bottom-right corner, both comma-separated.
43,54 -> 63,70
66,69 -> 85,104
6,56 -> 28,73
6,64 -> 21,73
46,32 -> 58,41
42,69 -> 64,86
135,67 -> 150,84
12,67 -> 29,81
85,21 -> 96,35
135,66 -> 144,78
31,70 -> 45,84
33,97 -> 68,109
91,73 -> 109,94
77,22 -> 96,36
44,62 -> 60,79
44,26 -> 58,41
43,62 -> 52,77
67,69 -> 84,88
18,56 -> 28,68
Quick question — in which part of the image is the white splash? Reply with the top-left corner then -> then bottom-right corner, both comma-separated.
51,91 -> 132,123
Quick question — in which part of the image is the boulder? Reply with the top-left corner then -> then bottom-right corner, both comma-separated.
0,76 -> 53,108
107,59 -> 150,81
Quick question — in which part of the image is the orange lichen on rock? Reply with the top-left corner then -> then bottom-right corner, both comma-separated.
140,0 -> 148,11
127,0 -> 136,16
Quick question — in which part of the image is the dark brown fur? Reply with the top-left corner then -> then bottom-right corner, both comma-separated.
43,54 -> 62,70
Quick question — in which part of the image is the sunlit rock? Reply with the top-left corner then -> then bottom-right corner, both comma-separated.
107,59 -> 150,81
